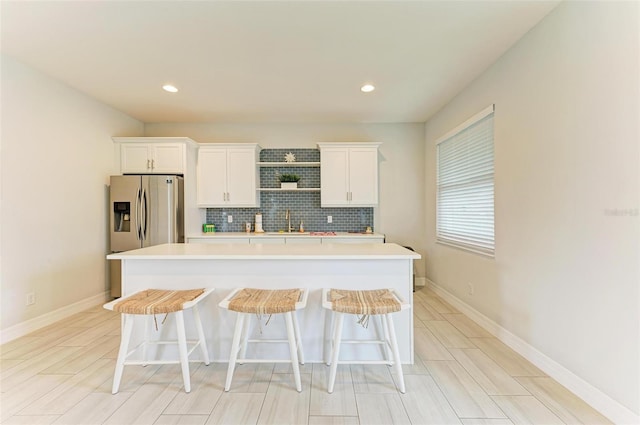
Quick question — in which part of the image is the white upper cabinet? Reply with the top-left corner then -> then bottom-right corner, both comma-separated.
318,143 -> 381,207
197,148 -> 227,205
197,144 -> 260,207
115,137 -> 194,174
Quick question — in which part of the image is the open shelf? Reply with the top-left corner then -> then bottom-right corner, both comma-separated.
258,188 -> 320,192
257,162 -> 320,167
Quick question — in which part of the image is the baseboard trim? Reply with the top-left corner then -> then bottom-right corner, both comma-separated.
425,279 -> 639,425
0,291 -> 111,345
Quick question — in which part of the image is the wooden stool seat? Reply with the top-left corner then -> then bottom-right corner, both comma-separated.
228,288 -> 301,314
112,289 -> 205,315
323,288 -> 410,394
220,288 -> 308,392
104,288 -> 214,394
329,289 -> 402,315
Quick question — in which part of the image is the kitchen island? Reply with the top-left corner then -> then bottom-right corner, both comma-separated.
107,242 -> 420,363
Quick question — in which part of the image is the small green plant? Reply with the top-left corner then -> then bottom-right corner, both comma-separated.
278,173 -> 301,183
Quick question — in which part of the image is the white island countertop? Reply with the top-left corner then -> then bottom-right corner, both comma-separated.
107,242 -> 420,261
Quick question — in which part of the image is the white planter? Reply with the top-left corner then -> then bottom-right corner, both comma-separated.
281,182 -> 298,189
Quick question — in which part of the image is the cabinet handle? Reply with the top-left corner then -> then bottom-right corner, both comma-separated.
227,192 -> 230,201
147,159 -> 151,170
223,192 -> 227,201
151,159 -> 155,170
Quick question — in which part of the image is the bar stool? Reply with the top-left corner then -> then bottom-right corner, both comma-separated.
103,288 -> 214,394
322,288 -> 410,393
219,288 -> 308,392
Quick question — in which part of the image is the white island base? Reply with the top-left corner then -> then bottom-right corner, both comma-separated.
108,243 -> 420,364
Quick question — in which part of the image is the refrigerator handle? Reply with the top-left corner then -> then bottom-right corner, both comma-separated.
141,188 -> 148,240
167,178 -> 173,243
135,187 -> 142,241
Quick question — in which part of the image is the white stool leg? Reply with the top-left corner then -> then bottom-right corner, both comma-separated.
142,315 -> 150,366
175,311 -> 191,393
112,314 -> 134,394
326,311 -> 340,366
285,312 -> 302,392
238,313 -> 251,364
327,312 -> 344,393
292,311 -> 305,365
385,314 -> 405,393
373,315 -> 392,365
225,313 -> 246,391
323,310 -> 333,365
382,315 -> 393,366
192,305 -> 210,365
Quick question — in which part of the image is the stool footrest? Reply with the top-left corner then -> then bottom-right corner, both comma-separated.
237,359 -> 303,364
123,359 -> 208,366
125,340 -> 202,359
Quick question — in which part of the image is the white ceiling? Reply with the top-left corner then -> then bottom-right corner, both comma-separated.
1,1 -> 559,124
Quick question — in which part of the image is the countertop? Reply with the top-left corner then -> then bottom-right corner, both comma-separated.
187,231 -> 384,239
107,242 -> 420,260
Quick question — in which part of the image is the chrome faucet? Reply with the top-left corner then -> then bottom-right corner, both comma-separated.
285,209 -> 293,233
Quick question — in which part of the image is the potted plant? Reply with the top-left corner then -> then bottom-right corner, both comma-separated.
279,173 -> 301,189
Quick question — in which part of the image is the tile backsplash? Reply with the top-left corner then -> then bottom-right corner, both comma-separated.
205,148 -> 374,232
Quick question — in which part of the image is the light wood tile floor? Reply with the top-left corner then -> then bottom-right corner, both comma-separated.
0,288 -> 612,424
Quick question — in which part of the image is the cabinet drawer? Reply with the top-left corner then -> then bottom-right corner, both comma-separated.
187,238 -> 250,245
322,237 -> 384,244
250,238 -> 285,245
286,238 -> 322,245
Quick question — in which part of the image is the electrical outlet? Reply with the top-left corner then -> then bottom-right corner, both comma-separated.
26,292 -> 36,306
468,282 -> 474,295
227,215 -> 233,223
327,216 -> 333,224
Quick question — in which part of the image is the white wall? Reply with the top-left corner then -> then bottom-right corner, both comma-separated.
0,55 -> 143,334
144,123 -> 427,277
424,1 -> 639,420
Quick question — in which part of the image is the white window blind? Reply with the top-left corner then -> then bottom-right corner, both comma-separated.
436,105 -> 495,256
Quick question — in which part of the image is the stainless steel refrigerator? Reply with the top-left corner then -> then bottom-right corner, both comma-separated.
109,175 -> 184,297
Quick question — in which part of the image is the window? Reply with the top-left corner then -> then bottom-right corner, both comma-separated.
436,105 -> 495,256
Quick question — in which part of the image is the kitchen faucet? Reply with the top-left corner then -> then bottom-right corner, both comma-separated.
285,209 -> 293,233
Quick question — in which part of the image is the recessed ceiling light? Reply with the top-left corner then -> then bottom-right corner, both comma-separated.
361,84 -> 375,93
162,84 -> 178,93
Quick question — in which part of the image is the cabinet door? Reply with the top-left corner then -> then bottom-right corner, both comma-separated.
226,148 -> 258,207
348,147 -> 379,206
320,148 -> 349,207
197,148 -> 228,206
152,143 -> 184,174
121,144 -> 152,173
